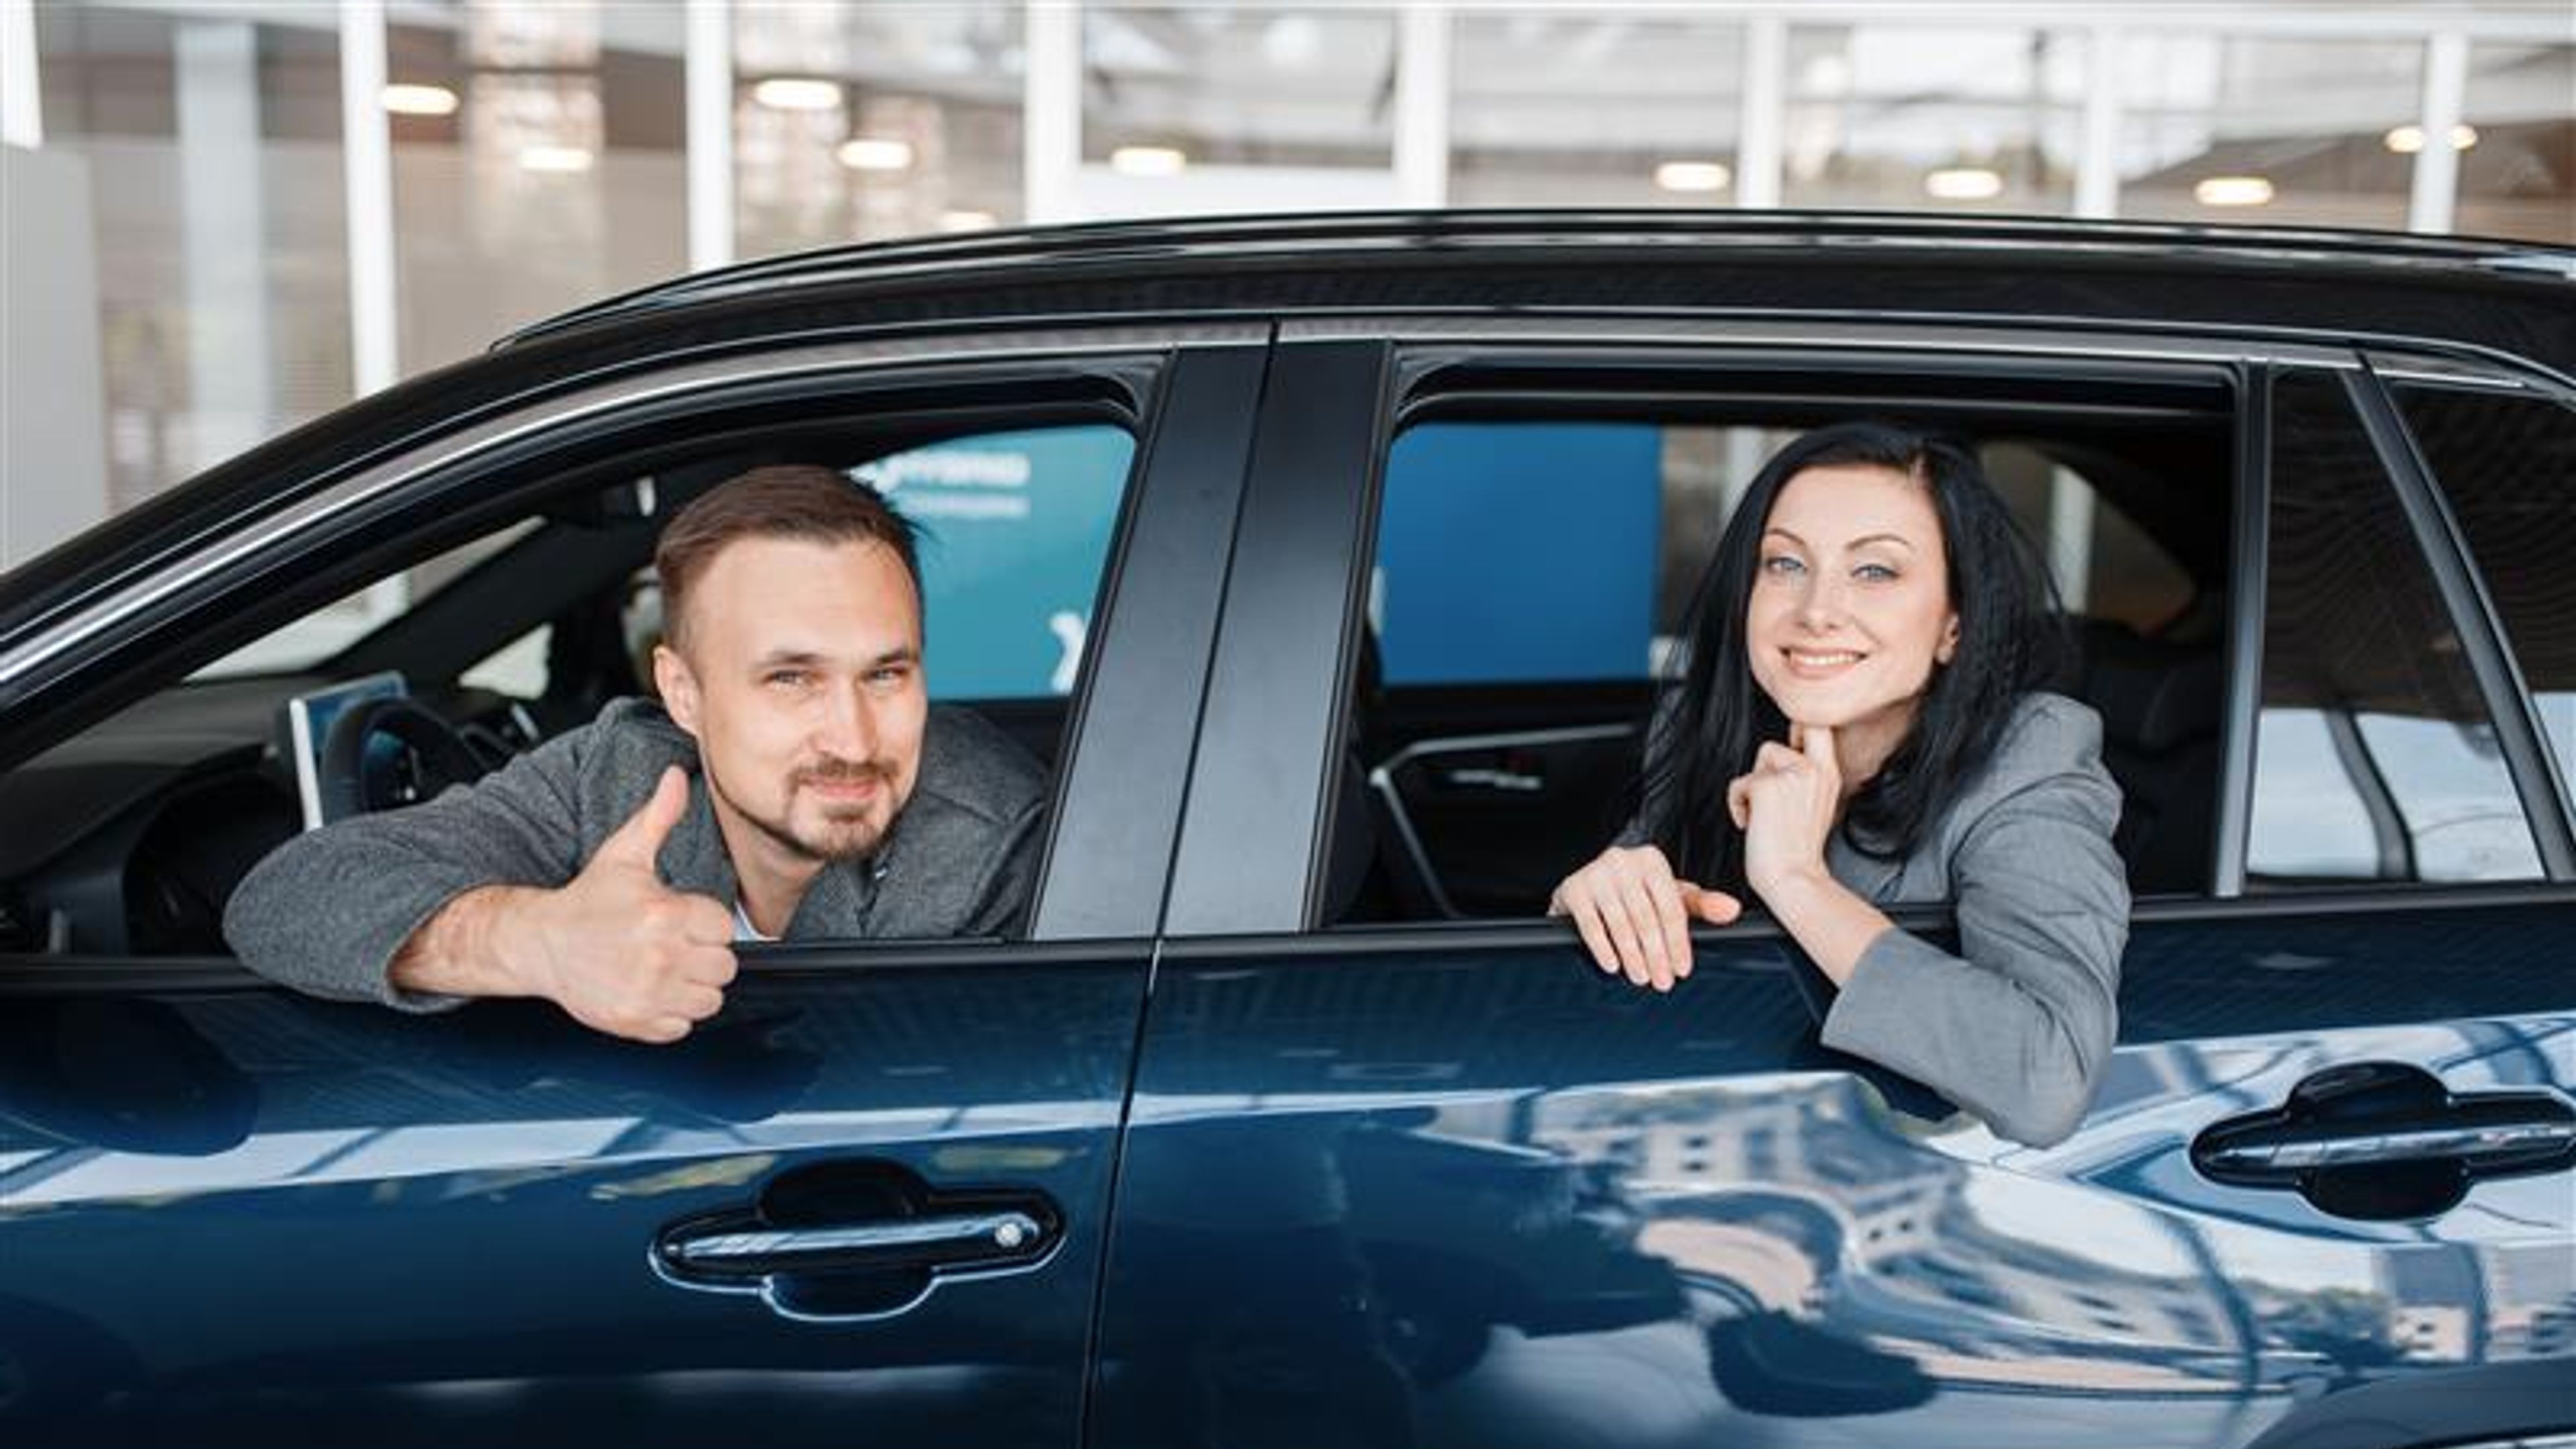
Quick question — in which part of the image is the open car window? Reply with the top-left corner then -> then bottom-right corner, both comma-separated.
1339,365 -> 2234,924
0,417 -> 1138,959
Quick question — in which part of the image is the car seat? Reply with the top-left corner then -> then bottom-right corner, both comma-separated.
2074,619 -> 2224,895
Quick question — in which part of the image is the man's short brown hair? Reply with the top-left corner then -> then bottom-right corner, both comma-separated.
653,464 -> 922,651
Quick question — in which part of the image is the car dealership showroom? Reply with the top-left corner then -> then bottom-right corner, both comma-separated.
2,4 -> 2573,1446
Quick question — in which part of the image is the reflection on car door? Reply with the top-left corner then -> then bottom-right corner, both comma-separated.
0,955 -> 1147,1446
1090,341 -> 2576,1448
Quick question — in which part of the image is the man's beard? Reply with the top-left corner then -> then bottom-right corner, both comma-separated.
712,757 -> 894,865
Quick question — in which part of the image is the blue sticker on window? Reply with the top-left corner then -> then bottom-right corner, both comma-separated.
859,425 -> 1134,700
1378,423 -> 1662,685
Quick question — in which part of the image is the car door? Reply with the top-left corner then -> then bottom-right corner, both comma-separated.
0,332 -> 1269,1446
1091,325 -> 2576,1449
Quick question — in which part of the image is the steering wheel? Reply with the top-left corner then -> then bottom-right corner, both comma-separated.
317,696 -> 489,823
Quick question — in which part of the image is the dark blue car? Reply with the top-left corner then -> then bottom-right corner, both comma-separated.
2,213 -> 2571,1447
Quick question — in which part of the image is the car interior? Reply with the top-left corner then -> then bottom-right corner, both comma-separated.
0,364 -> 2243,959
0,417 -> 1124,961
1325,377 -> 2238,926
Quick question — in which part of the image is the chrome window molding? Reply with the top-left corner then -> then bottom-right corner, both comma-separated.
0,322 -> 1265,694
2367,348 -> 2576,401
1282,313 -> 2365,371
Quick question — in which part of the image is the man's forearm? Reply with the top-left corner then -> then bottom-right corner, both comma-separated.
388,885 -> 549,1000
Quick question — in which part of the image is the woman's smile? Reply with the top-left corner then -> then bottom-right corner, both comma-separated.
1780,646 -> 1869,677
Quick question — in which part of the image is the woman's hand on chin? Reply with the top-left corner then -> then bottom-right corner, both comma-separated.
1548,844 -> 1741,993
1732,722 -> 1843,901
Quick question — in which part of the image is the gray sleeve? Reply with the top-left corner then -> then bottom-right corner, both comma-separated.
221,731 -> 596,1011
960,801 -> 1046,937
1818,763 -> 2129,1147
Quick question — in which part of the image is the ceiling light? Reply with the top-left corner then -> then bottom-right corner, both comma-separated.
2194,175 -> 2274,207
751,76 -> 843,111
2384,123 -> 2479,154
382,83 -> 459,117
837,137 -> 915,172
938,209 -> 1000,233
1654,161 -> 1731,193
1925,167 -> 2004,201
1110,145 -> 1187,177
1260,15 -> 1322,69
517,144 -> 596,174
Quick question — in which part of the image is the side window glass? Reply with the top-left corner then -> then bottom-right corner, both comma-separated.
2249,371 -> 2541,887
2391,381 -> 2576,812
857,424 -> 1134,701
191,519 -> 546,682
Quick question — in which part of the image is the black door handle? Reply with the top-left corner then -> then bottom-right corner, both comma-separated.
2192,1061 -> 2575,1220
653,1160 -> 1061,1320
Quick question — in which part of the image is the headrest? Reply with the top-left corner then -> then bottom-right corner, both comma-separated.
2080,624 -> 2225,754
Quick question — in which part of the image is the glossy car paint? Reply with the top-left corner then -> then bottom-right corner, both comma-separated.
1097,898 -> 2574,1446
0,953 -> 1144,1446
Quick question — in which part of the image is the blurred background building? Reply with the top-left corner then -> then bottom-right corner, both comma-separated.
1,1 -> 2571,564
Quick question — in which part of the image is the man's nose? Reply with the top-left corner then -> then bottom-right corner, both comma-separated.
816,681 -> 877,758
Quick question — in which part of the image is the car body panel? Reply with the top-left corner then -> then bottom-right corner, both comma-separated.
1096,899 -> 2575,1446
0,953 -> 1145,1445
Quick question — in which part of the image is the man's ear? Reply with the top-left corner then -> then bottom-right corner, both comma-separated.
653,643 -> 702,736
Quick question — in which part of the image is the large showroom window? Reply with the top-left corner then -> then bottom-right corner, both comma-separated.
1777,22 -> 2088,215
732,4 -> 1023,258
33,6 -> 352,509
1446,11 -> 1745,209
385,3 -> 688,378
2115,32 -> 2423,231
2455,40 -> 2575,244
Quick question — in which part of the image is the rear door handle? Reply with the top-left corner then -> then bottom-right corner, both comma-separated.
2197,1117 -> 2576,1173
2192,1061 -> 2575,1220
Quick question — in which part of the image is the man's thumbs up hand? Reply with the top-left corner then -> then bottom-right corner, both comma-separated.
391,767 -> 738,1043
594,765 -> 690,873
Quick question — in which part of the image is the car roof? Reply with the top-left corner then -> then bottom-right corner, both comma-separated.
10,210 -> 2569,655
500,209 -> 2576,374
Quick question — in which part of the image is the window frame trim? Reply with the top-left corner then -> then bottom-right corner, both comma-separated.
0,331 -> 1270,962
0,324 -> 1261,705
2212,364 -> 2271,897
1175,329 -> 2257,938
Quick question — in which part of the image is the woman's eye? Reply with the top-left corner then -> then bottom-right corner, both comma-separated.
1854,562 -> 1898,582
1762,555 -> 1804,576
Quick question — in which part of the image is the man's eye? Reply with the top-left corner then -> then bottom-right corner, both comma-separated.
765,670 -> 811,688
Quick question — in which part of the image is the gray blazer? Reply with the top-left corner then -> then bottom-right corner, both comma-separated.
1813,692 -> 2129,1146
223,698 -> 1047,1011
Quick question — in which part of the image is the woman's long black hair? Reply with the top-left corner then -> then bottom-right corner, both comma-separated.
1636,420 -> 2067,890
